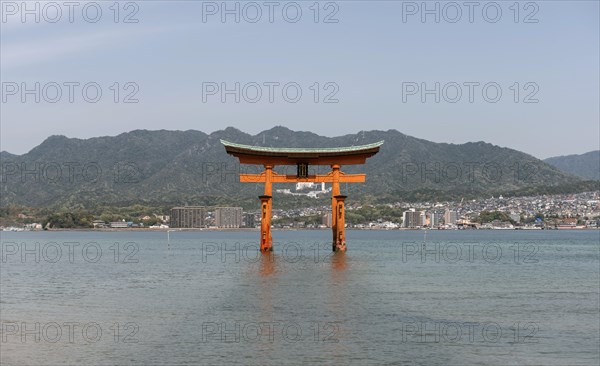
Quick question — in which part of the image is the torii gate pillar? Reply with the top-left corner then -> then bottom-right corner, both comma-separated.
259,164 -> 274,252
259,195 -> 273,252
333,195 -> 347,252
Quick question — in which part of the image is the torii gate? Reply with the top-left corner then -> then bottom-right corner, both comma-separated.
221,139 -> 383,252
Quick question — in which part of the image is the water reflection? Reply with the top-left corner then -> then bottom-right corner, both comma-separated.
2,231 -> 597,365
259,252 -> 276,277
328,252 -> 349,357
257,252 -> 276,356
331,252 -> 348,274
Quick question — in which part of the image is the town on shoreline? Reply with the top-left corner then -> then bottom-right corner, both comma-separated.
2,191 -> 599,232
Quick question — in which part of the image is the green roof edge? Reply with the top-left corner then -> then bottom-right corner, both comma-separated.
220,139 -> 384,153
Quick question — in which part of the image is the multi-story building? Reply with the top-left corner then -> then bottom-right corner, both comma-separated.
215,207 -> 243,228
296,182 -> 315,190
402,209 -> 422,228
444,210 -> 458,225
430,212 -> 443,228
243,213 -> 256,228
420,211 -> 428,226
170,206 -> 206,228
322,211 -> 332,228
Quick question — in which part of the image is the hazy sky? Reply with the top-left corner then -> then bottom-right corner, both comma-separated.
1,1 -> 598,158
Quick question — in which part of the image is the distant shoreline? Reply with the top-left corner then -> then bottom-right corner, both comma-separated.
3,227 -> 598,232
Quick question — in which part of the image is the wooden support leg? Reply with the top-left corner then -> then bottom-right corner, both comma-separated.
259,195 -> 273,252
331,164 -> 342,252
331,195 -> 337,250
334,195 -> 347,252
260,164 -> 274,252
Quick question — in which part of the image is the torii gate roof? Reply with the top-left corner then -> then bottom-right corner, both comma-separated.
220,139 -> 384,165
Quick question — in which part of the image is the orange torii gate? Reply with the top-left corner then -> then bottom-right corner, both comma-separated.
221,139 -> 383,252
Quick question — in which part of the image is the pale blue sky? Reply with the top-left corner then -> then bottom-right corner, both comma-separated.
1,0 -> 598,158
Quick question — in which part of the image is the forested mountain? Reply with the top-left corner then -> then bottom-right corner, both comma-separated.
544,151 -> 600,180
1,127 -> 594,208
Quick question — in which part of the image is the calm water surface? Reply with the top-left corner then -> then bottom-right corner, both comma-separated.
1,230 -> 599,365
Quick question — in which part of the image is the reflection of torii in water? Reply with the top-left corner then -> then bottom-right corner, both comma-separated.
221,139 -> 383,253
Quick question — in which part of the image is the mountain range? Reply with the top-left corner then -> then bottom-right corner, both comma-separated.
0,127 -> 597,209
544,150 -> 600,181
